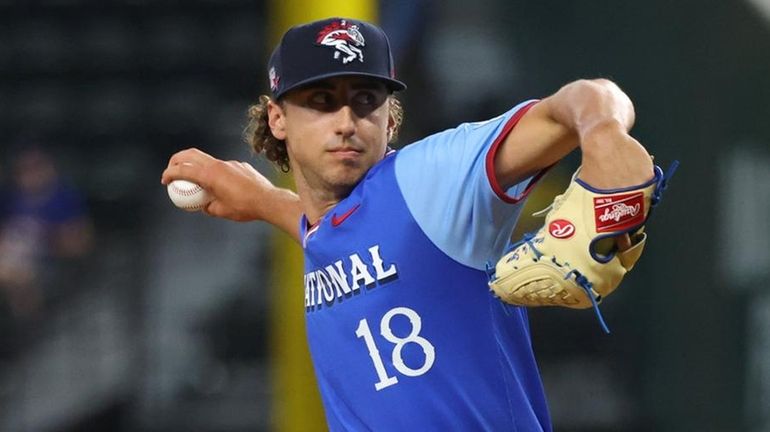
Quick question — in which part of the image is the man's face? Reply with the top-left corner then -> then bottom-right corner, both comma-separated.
270,76 -> 392,198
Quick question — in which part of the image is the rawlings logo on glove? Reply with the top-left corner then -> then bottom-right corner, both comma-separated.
594,192 -> 644,231
548,220 -> 575,238
488,162 -> 678,332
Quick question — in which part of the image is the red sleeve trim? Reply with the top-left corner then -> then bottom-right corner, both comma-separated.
484,100 -> 548,204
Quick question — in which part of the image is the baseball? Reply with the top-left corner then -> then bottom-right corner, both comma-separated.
167,180 -> 212,211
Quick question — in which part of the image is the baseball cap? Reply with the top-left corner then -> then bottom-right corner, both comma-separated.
267,17 -> 406,99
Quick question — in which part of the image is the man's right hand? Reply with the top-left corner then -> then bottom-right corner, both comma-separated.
161,148 -> 302,241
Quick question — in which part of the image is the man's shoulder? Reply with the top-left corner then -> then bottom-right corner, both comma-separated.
399,100 -> 539,151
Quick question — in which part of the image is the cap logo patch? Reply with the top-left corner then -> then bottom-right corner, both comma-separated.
269,67 -> 280,91
315,19 -> 365,64
549,219 -> 576,239
594,192 -> 644,232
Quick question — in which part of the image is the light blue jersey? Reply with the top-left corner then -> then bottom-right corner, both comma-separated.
300,100 -> 551,431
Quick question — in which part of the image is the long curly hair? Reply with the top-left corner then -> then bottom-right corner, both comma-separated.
244,95 -> 404,173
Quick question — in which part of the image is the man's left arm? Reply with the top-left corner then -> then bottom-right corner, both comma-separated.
488,79 -> 677,324
494,78 -> 653,190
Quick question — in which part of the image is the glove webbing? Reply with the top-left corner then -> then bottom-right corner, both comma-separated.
496,234 -> 611,333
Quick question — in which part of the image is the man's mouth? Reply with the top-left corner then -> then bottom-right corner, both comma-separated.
329,147 -> 364,158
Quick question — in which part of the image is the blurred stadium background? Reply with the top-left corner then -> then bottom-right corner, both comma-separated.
1,0 -> 769,431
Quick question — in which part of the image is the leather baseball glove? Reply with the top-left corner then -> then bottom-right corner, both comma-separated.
488,162 -> 677,332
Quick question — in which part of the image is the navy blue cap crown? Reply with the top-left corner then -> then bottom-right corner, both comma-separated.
268,18 -> 406,99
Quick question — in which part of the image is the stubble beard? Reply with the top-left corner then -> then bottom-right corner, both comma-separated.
298,157 -> 368,202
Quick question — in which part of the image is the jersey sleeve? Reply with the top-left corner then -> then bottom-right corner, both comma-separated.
394,100 -> 546,270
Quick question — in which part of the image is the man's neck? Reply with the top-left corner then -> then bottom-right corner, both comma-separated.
294,176 -> 352,226
302,197 -> 338,226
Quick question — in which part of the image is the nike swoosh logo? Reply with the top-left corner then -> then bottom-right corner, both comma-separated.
331,204 -> 360,227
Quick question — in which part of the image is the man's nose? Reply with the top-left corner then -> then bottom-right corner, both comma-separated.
334,105 -> 356,138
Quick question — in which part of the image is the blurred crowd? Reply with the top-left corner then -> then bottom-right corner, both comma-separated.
0,143 -> 93,359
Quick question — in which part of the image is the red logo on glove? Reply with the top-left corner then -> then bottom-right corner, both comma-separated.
549,219 -> 576,239
593,192 -> 644,233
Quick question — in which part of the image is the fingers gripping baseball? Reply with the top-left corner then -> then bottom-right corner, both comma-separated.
162,148 -> 276,222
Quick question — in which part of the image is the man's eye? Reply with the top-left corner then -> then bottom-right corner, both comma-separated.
354,92 -> 376,105
310,92 -> 332,105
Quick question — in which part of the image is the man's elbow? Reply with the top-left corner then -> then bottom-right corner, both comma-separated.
571,78 -> 635,129
566,78 -> 626,101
